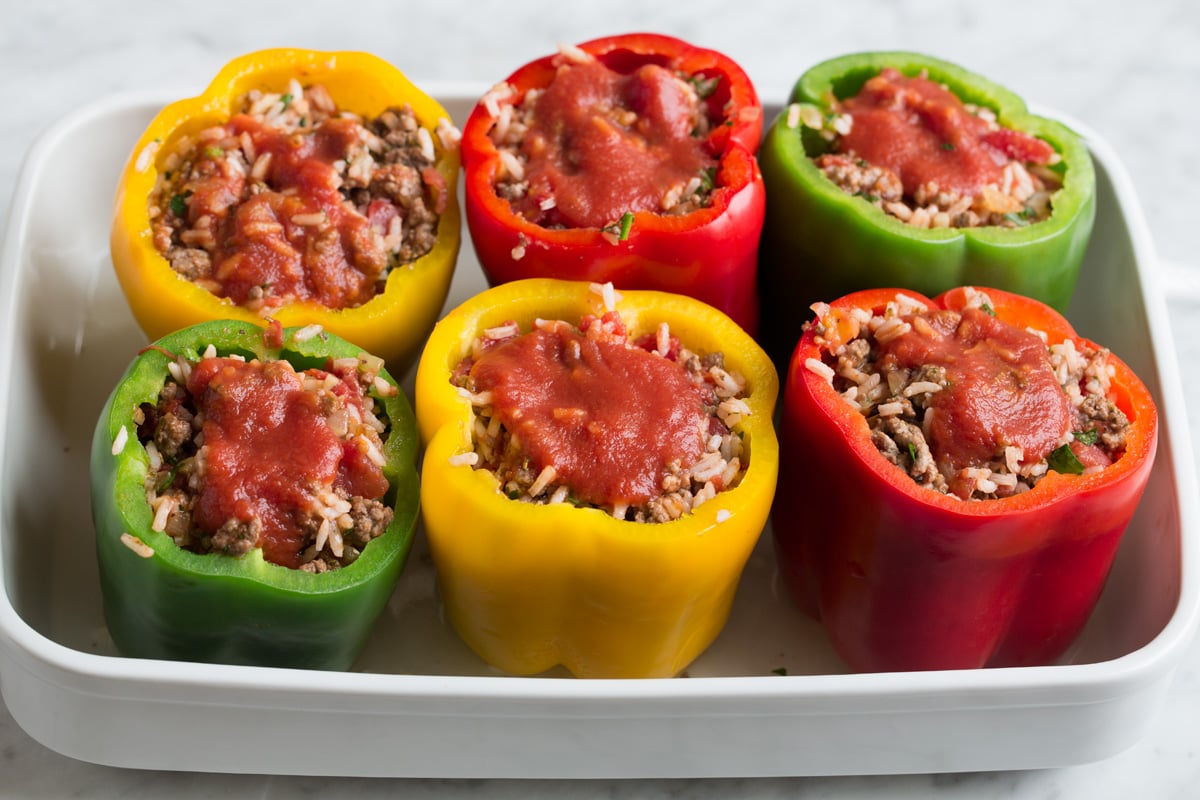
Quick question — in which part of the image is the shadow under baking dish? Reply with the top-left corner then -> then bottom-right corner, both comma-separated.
0,88 -> 1196,778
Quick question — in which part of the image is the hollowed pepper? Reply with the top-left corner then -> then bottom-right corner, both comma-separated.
111,48 -> 462,373
91,320 -> 419,670
414,278 -> 779,678
460,33 -> 766,334
772,287 -> 1156,672
758,52 -> 1096,361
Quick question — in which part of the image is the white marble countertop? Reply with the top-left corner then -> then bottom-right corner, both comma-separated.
2,1 -> 1199,797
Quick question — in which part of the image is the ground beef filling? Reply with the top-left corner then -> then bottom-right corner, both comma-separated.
149,81 -> 453,312
806,289 -> 1130,500
791,67 -> 1063,229
138,351 -> 395,572
449,301 -> 752,522
485,46 -> 719,230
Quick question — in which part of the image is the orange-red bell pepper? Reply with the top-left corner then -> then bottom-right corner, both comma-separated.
772,286 -> 1157,672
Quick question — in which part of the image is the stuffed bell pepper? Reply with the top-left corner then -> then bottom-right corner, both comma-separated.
461,33 -> 766,334
415,279 -> 779,678
91,319 -> 419,670
773,286 -> 1156,672
111,48 -> 462,372
758,52 -> 1096,362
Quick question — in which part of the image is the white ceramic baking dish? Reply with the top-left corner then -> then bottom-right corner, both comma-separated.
0,87 -> 1196,778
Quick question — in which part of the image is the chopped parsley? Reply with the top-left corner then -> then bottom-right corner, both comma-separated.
1047,443 -> 1086,475
980,302 -> 996,317
1003,208 -> 1036,227
280,92 -> 293,108
203,145 -> 224,159
698,166 -> 717,193
941,142 -> 955,151
619,212 -> 634,240
907,442 -> 918,463
156,463 -> 182,493
169,191 -> 192,218
603,211 -> 635,241
687,73 -> 721,100
1074,428 -> 1099,446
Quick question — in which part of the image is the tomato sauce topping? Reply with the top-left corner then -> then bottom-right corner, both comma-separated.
182,116 -> 383,308
517,58 -> 715,228
186,358 -> 388,569
470,324 -> 707,506
836,68 -> 1055,198
878,307 -> 1071,479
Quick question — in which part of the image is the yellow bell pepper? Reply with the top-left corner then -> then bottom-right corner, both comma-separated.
111,48 -> 461,372
414,278 -> 779,678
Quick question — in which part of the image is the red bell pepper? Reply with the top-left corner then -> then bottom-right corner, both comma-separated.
460,33 -> 765,334
772,286 -> 1157,672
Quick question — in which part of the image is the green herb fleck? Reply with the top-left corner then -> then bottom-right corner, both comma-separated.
687,74 -> 720,100
1004,209 -> 1035,227
169,191 -> 192,218
203,145 -> 224,159
771,667 -> 788,676
1074,429 -> 1099,446
980,302 -> 996,317
299,116 -> 307,128
602,211 -> 637,241
156,464 -> 181,493
856,158 -> 869,168
941,142 -> 955,151
280,92 -> 293,108
505,488 -> 520,500
907,442 -> 918,463
1047,443 -> 1086,475
698,166 -> 717,193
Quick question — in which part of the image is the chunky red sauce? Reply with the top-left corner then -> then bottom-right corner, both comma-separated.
184,115 -> 384,308
878,308 -> 1071,482
519,59 -> 715,228
836,68 -> 1055,198
470,325 -> 707,506
186,358 -> 388,569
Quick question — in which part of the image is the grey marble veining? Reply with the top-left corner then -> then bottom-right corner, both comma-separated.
2,1 -> 1199,797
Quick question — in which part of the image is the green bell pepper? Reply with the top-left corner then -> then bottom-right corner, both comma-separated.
758,51 -> 1096,363
90,320 -> 419,670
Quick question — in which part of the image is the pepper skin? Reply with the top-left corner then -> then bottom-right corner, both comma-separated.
414,279 -> 779,678
461,33 -> 765,335
91,320 -> 419,670
758,52 -> 1095,363
111,48 -> 461,373
773,287 -> 1156,673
